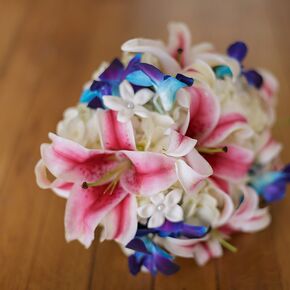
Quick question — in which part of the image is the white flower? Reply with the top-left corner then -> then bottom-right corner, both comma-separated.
137,189 -> 184,228
103,80 -> 154,122
56,104 -> 99,147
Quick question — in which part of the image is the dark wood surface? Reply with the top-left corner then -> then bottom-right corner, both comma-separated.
0,0 -> 290,289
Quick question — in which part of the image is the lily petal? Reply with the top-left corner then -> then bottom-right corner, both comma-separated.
200,113 -> 252,147
203,145 -> 254,182
185,86 -> 220,140
167,22 -> 191,67
121,151 -> 177,196
176,149 -> 213,194
97,110 -> 136,150
65,183 -> 128,248
101,194 -> 137,245
41,133 -> 119,183
165,130 -> 197,157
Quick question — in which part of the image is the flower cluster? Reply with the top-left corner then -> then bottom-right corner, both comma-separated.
35,22 -> 290,276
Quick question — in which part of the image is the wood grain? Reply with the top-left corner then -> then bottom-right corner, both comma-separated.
0,0 -> 289,289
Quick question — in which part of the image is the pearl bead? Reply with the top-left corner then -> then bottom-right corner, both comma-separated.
156,204 -> 165,211
126,101 -> 134,109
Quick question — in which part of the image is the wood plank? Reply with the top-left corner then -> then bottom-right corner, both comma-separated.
0,0 -> 290,289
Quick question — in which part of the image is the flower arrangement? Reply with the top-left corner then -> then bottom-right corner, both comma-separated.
35,22 -> 290,276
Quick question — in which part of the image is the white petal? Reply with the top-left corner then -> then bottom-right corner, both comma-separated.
165,205 -> 183,222
134,106 -> 150,118
148,212 -> 165,228
165,189 -> 183,206
103,96 -> 126,111
120,80 -> 134,101
134,89 -> 154,105
137,204 -> 155,218
150,192 -> 165,205
117,110 -> 132,123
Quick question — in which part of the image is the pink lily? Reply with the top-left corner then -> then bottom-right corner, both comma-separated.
183,85 -> 254,187
223,186 -> 271,233
35,110 -> 178,248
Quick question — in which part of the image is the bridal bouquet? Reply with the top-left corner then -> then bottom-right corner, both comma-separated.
35,23 -> 290,276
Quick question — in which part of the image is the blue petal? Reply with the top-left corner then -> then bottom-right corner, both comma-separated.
128,255 -> 143,276
227,41 -> 248,62
87,96 -> 104,109
154,253 -> 180,275
80,89 -> 99,103
263,180 -> 287,202
243,70 -> 263,89
99,58 -> 124,83
157,77 -> 187,111
126,70 -> 153,87
182,223 -> 210,238
137,63 -> 164,83
90,80 -> 112,96
123,54 -> 142,77
213,65 -> 233,79
126,238 -> 151,254
175,73 -> 194,86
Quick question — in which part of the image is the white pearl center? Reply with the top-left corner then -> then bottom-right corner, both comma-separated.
156,204 -> 165,212
126,101 -> 134,109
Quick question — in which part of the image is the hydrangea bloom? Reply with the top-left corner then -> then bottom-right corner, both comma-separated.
35,22 -> 289,276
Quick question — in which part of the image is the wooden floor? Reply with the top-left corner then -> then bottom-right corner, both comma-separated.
0,0 -> 290,289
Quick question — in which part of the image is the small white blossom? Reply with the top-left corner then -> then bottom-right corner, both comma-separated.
103,80 -> 154,123
137,189 -> 184,228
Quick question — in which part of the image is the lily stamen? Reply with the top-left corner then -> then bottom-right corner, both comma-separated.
198,146 -> 228,154
176,48 -> 183,65
82,160 -> 131,190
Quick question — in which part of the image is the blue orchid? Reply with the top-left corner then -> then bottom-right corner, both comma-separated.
126,63 -> 193,111
136,220 -> 210,239
249,164 -> 290,202
213,41 -> 263,89
80,54 -> 142,109
126,237 -> 179,276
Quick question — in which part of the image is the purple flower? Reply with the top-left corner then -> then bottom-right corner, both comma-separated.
136,220 -> 210,239
80,54 -> 141,109
249,164 -> 290,202
126,63 -> 193,111
126,237 -> 180,276
227,41 -> 263,89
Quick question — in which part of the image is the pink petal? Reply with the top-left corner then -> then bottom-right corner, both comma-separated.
209,176 -> 229,193
42,133 -> 120,183
185,86 -> 220,140
165,130 -> 197,157
167,22 -> 191,67
257,136 -> 282,165
35,159 -> 72,198
200,113 -> 252,147
236,208 -> 271,232
101,194 -> 137,245
120,151 -> 177,196
231,186 -> 259,221
176,149 -> 213,194
65,183 -> 128,248
158,236 -> 203,258
203,145 -> 254,182
97,110 -> 136,150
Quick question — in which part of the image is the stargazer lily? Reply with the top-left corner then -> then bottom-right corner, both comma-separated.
180,85 -> 254,192
35,110 -> 212,248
